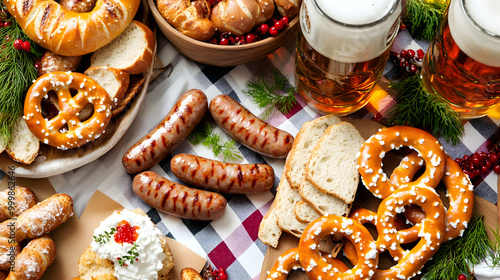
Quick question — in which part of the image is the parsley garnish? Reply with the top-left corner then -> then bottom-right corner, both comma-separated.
93,227 -> 117,244
117,243 -> 140,267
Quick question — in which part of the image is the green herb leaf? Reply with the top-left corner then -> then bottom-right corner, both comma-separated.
188,122 -> 243,162
117,243 -> 140,266
243,68 -> 298,120
404,0 -> 449,41
0,5 -> 42,144
385,74 -> 464,145
421,215 -> 493,280
93,227 -> 117,244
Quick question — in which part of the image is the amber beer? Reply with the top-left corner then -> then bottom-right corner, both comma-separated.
295,0 -> 401,115
421,0 -> 500,119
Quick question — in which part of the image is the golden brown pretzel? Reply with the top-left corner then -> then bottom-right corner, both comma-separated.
374,186 -> 446,279
0,186 -> 37,222
4,0 -> 140,56
298,215 -> 378,279
24,72 -> 112,150
358,126 -> 446,199
391,154 -> 475,241
5,235 -> 56,280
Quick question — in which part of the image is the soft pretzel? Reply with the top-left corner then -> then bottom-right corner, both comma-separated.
391,153 -> 475,241
157,0 -> 216,41
374,186 -> 446,279
5,235 -> 56,280
23,71 -> 112,150
3,0 -> 140,56
298,215 -> 378,279
211,0 -> 274,36
358,126 -> 446,199
0,186 -> 37,222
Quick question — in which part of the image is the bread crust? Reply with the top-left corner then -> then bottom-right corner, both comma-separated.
4,0 -> 141,56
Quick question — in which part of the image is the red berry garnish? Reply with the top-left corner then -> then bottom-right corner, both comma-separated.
13,39 -> 23,50
0,22 -> 4,28
458,274 -> 467,280
21,40 -> 31,52
409,64 -> 418,74
406,49 -> 416,59
274,20 -> 285,31
494,164 -> 500,174
400,50 -> 407,58
246,33 -> 256,43
219,38 -> 230,45
34,62 -> 41,69
3,21 -> 11,27
258,23 -> 269,35
269,26 -> 279,36
417,49 -> 425,59
281,16 -> 289,26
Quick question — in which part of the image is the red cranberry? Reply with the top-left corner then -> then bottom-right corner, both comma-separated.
34,62 -> 41,69
481,165 -> 489,173
21,41 -> 31,52
409,64 -> 418,74
494,164 -> 500,174
274,20 -> 285,31
400,50 -> 407,58
269,26 -> 279,36
246,33 -> 256,43
458,274 -> 467,280
281,16 -> 289,26
258,23 -> 269,35
417,49 -> 425,59
13,39 -> 23,50
219,38 -> 230,45
3,21 -> 11,27
0,22 -> 4,28
406,49 -> 416,59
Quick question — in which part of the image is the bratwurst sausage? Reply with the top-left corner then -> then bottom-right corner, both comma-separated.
209,95 -> 294,158
122,89 -> 208,174
170,154 -> 275,194
133,171 -> 226,220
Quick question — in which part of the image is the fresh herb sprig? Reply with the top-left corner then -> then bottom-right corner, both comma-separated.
93,227 -> 117,244
0,5 -> 42,143
421,215 -> 492,280
404,0 -> 449,41
244,68 -> 297,120
488,226 -> 500,267
189,122 -> 242,162
385,74 -> 464,145
117,243 -> 140,266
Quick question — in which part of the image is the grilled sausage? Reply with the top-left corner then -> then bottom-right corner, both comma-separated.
209,94 -> 294,158
170,153 -> 275,194
122,89 -> 208,174
133,171 -> 227,220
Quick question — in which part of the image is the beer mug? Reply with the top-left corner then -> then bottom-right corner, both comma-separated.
295,0 -> 401,116
421,0 -> 500,119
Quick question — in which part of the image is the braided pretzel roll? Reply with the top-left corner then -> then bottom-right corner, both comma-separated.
3,0 -> 140,56
5,235 -> 56,280
299,215 -> 378,279
375,186 -> 446,279
24,72 -> 112,150
391,154 -> 475,241
0,186 -> 37,222
357,126 -> 446,199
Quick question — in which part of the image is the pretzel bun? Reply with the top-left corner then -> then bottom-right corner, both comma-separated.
210,0 -> 260,35
4,0 -> 141,56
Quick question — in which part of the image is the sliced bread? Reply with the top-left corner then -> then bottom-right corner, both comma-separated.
90,20 -> 156,75
305,122 -> 364,204
6,117 -> 39,164
275,175 -> 309,238
299,180 -> 349,216
84,66 -> 130,109
258,198 -> 281,248
285,115 -> 341,189
293,200 -> 321,224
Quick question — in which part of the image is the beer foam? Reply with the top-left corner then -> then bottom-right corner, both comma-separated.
316,0 -> 394,25
449,0 -> 500,66
301,0 -> 401,62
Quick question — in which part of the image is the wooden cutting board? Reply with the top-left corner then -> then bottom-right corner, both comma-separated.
260,119 -> 499,280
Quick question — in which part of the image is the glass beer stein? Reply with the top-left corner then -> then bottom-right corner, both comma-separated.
295,0 -> 401,116
421,0 -> 500,119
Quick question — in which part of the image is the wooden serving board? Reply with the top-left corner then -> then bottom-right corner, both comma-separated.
260,119 -> 499,280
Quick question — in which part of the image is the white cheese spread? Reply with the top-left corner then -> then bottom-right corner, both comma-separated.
91,209 -> 166,280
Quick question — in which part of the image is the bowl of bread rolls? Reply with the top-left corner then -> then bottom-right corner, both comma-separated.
148,0 -> 300,67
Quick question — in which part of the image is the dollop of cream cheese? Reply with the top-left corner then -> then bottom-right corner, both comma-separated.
91,210 -> 166,280
473,256 -> 500,280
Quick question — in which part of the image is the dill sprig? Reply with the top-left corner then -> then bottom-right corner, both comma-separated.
421,215 -> 493,280
243,68 -> 297,120
0,6 -> 42,144
385,74 -> 464,145
404,0 -> 449,41
488,226 -> 500,267
189,122 -> 243,162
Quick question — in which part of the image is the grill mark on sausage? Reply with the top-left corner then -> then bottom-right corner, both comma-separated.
182,191 -> 189,215
236,166 -> 243,186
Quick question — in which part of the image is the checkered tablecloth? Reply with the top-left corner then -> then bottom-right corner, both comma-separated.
2,27 -> 500,279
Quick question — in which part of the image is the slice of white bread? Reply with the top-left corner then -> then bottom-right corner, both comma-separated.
84,66 -> 130,109
293,200 -> 320,224
257,197 -> 281,248
305,122 -> 364,204
78,208 -> 174,280
299,180 -> 349,216
285,115 -> 341,189
6,117 -> 39,164
275,175 -> 309,238
90,20 -> 156,75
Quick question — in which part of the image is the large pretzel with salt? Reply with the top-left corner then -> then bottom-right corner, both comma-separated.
358,126 -> 446,199
298,215 -> 378,280
24,72 -> 112,150
390,153 -> 475,241
3,0 -> 140,56
374,186 -> 446,279
265,247 -> 349,280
